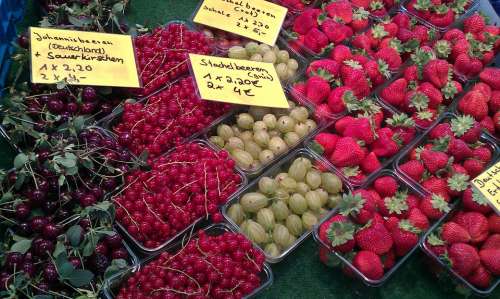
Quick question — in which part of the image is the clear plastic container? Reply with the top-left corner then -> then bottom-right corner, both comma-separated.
420,204 -> 500,297
401,0 -> 480,32
305,101 -> 422,186
204,93 -> 325,177
313,169 -> 447,287
394,112 -> 500,195
114,139 -> 248,256
103,223 -> 274,299
222,148 -> 353,263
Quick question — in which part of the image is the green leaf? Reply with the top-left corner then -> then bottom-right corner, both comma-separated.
82,237 -> 98,257
67,269 -> 94,287
9,239 -> 32,254
67,15 -> 92,27
58,175 -> 66,187
13,172 -> 26,190
104,259 -> 129,280
65,166 -> 79,176
72,116 -> 86,132
58,261 -> 75,278
66,225 -> 83,247
53,241 -> 66,258
0,192 -> 13,203
13,153 -> 28,169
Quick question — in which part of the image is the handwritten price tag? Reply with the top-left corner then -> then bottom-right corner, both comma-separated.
472,161 -> 500,214
193,0 -> 287,46
189,54 -> 288,108
29,27 -> 140,88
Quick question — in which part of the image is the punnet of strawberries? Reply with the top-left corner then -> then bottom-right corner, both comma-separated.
379,49 -> 463,128
290,45 -> 395,119
404,0 -> 476,29
398,114 -> 494,200
113,76 -> 232,160
285,1 -> 370,55
424,193 -> 500,290
431,13 -> 500,79
133,22 -> 214,96
457,68 -> 500,139
114,228 -> 267,298
113,142 -> 244,250
317,173 -> 444,281
351,12 -> 438,64
311,101 -> 418,185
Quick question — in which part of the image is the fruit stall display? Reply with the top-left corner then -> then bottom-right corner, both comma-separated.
0,0 -> 498,298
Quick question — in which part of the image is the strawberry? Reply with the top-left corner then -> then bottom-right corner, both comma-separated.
399,160 -> 425,182
360,152 -> 381,174
443,28 -> 465,43
351,8 -> 370,32
454,53 -> 472,76
489,215 -> 500,234
494,111 -> 500,134
451,115 -> 482,144
379,191 -> 410,218
382,249 -> 396,270
392,12 -> 410,28
433,40 -> 451,59
446,173 -> 469,197
321,19 -> 350,44
375,47 -> 402,70
364,60 -> 389,87
371,128 -> 400,158
422,177 -> 449,199
374,176 -> 398,198
482,234 -> 500,250
458,91 -> 489,121
330,137 -> 366,167
325,0 -> 353,23
447,138 -> 472,162
385,113 -> 416,145
384,216 -> 400,231
456,212 -> 489,244
324,219 -> 357,253
408,208 -> 430,231
330,45 -> 352,63
293,8 -> 321,35
417,82 -> 443,109
463,13 -> 486,34
448,243 -> 480,277
306,59 -> 340,77
391,220 -> 421,256
429,123 -> 453,140
426,233 -> 447,256
429,9 -> 454,28
305,75 -> 331,104
351,0 -> 370,8
355,220 -> 394,255
480,68 -> 500,90
319,214 -> 348,240
315,103 -> 334,121
472,146 -> 492,164
467,265 -> 492,289
479,249 -> 500,276
420,149 -> 449,174
291,82 -> 307,97
339,190 -> 377,224
313,132 -> 339,156
343,117 -> 376,144
352,251 -> 384,280
419,193 -> 450,220
304,28 -> 330,53
463,158 -> 485,178
423,59 -> 451,89
327,87 -> 356,114
490,91 -> 500,112
450,163 -> 468,175
412,109 -> 437,128
441,221 -> 471,244
480,117 -> 495,135
380,78 -> 408,107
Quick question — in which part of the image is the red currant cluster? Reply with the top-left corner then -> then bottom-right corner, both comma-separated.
115,230 -> 265,299
114,143 -> 243,249
134,23 -> 214,96
114,77 -> 232,159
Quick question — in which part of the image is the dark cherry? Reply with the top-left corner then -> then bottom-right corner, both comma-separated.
47,98 -> 64,113
95,242 -> 109,255
68,256 -> 82,269
15,203 -> 31,220
105,233 -> 123,249
43,263 -> 58,282
42,224 -> 60,240
82,87 -> 97,102
112,248 -> 129,260
30,216 -> 49,233
5,253 -> 24,271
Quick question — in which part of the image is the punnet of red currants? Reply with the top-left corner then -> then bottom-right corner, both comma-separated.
114,229 -> 266,299
113,142 -> 244,249
113,76 -> 233,160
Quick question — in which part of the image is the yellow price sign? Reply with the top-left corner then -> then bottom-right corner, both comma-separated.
189,54 -> 288,108
471,160 -> 500,214
29,27 -> 140,88
193,0 -> 287,46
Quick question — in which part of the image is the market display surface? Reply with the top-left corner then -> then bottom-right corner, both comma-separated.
0,0 -> 499,298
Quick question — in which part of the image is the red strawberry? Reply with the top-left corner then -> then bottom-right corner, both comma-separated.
305,75 -> 331,104
489,215 -> 500,234
360,152 -> 381,174
441,221 -> 471,244
451,115 -> 482,144
403,65 -> 419,82
480,68 -> 500,90
382,249 -> 396,270
464,13 -> 486,34
334,116 -> 355,135
456,212 -> 489,244
351,8 -> 370,32
447,138 -> 472,162
429,123 -> 453,140
413,25 -> 432,43
319,214 -> 349,241
291,82 -> 307,97
327,87 -> 356,114
463,158 -> 485,178
355,221 -> 394,255
325,0 -> 353,23
446,173 -> 469,197
480,117 -> 495,135
451,39 -> 470,61
482,234 -> 500,250
412,109 -> 437,128
352,251 -> 384,280
330,45 -> 352,63
321,19 -> 351,44
352,34 -> 372,52
385,113 -> 417,145
392,12 -> 410,28
330,137 -> 366,167
343,117 -> 376,144
467,265 -> 492,289
306,59 -> 340,77
448,243 -> 480,277
454,53 -> 472,76
391,220 -> 421,256
304,28 -> 330,53
341,65 -> 371,97
423,59 -> 450,89
379,192 -> 410,218
374,176 -> 398,198
419,193 -> 450,220
443,28 -> 465,43
429,10 -> 454,27
490,91 -> 500,112
417,82 -> 443,109
408,208 -> 430,231
472,146 -> 492,164
384,216 -> 400,231
351,0 -> 370,8
374,47 -> 402,70
422,177 -> 449,199
399,160 -> 425,182
494,111 -> 500,134
322,217 -> 357,253
315,104 -> 334,121
420,149 -> 449,174
458,91 -> 489,121
380,78 -> 407,106
293,9 -> 321,35
371,129 -> 400,158
340,190 -> 377,224
313,132 -> 339,156
479,249 -> 500,275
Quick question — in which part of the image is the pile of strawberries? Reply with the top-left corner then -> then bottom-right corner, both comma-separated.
399,114 -> 494,200
432,13 -> 499,79
291,45 -> 394,119
113,142 -> 243,249
404,0 -> 475,28
311,103 -> 417,184
318,174 -> 442,281
379,50 -> 462,128
350,0 -> 398,17
133,22 -> 214,96
457,68 -> 500,139
286,1 -> 370,55
351,12 -> 438,64
425,193 -> 500,290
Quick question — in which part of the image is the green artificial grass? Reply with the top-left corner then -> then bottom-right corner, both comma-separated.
6,1 -> 499,298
